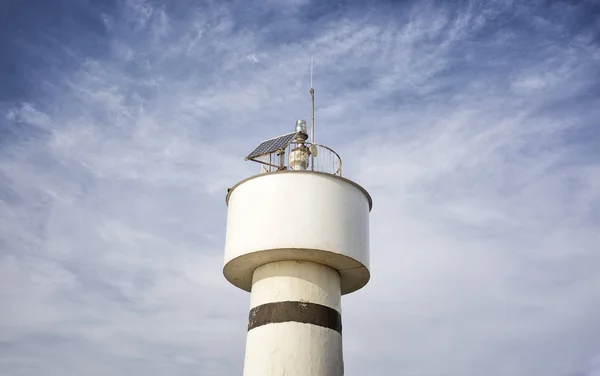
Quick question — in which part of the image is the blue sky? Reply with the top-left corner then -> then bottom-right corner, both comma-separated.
1,0 -> 600,375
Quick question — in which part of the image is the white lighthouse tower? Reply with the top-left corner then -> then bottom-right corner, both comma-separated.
223,92 -> 372,375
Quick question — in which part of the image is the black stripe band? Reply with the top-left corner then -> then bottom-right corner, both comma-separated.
248,301 -> 342,334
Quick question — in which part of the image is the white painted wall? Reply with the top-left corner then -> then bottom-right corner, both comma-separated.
250,260 -> 341,311
244,323 -> 343,376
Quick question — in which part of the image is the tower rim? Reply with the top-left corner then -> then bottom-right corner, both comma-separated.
225,170 -> 373,211
223,247 -> 371,295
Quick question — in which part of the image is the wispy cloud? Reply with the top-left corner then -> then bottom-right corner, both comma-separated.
1,0 -> 599,375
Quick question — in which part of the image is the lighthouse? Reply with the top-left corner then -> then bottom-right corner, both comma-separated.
223,104 -> 372,375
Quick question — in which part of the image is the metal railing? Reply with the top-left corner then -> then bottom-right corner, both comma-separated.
254,142 -> 342,177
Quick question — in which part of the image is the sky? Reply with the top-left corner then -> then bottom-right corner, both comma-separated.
0,0 -> 599,375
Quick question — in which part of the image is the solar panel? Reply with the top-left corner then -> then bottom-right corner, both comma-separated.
245,132 -> 299,160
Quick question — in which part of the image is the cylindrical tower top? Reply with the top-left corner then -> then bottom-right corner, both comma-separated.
223,170 -> 372,295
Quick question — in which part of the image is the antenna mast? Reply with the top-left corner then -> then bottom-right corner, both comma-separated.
310,56 -> 315,171
310,56 -> 315,144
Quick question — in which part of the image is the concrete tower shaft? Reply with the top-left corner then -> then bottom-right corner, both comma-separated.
244,261 -> 343,375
